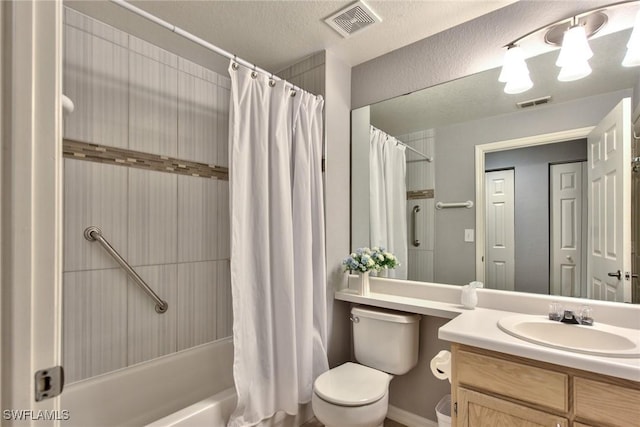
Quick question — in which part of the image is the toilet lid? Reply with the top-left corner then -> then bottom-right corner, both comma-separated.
314,362 -> 391,407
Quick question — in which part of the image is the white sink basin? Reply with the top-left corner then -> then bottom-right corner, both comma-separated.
498,315 -> 640,358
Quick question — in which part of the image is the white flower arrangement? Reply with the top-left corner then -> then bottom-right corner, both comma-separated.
343,246 -> 400,273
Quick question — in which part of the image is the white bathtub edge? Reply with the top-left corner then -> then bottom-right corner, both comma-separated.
146,387 -> 237,427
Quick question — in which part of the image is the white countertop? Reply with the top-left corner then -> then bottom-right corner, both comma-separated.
438,307 -> 640,382
335,277 -> 640,382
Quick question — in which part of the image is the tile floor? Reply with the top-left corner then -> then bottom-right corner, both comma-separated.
302,418 -> 406,427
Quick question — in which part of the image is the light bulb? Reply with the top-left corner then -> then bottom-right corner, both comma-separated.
499,45 -> 533,94
556,24 -> 593,68
558,59 -> 592,82
504,73 -> 533,94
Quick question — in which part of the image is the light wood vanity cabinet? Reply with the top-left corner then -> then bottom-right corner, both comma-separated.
451,344 -> 640,427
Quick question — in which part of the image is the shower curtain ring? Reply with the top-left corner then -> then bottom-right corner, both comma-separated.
269,74 -> 276,87
251,64 -> 258,79
231,55 -> 239,71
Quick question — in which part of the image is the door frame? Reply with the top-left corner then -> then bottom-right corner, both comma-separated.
475,127 -> 594,283
1,0 -> 63,423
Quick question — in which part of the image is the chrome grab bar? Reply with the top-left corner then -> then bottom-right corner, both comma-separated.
84,226 -> 168,314
412,205 -> 421,247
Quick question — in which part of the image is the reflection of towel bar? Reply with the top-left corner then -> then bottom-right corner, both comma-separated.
436,201 -> 473,209
412,205 -> 421,247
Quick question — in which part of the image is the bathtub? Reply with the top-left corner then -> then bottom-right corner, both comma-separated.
147,387 -> 315,427
146,387 -> 236,427
60,338 -> 234,426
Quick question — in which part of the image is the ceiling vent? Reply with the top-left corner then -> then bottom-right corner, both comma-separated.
324,1 -> 381,38
516,96 -> 552,109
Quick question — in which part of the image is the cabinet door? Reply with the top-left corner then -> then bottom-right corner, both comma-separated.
574,376 -> 640,426
458,387 -> 568,427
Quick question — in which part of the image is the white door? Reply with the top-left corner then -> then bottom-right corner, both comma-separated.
550,162 -> 586,298
587,98 -> 632,302
485,169 -> 515,291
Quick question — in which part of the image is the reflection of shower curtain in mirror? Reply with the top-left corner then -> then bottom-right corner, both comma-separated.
370,126 -> 408,279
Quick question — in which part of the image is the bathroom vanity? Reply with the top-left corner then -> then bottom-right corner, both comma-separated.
451,344 -> 640,427
335,276 -> 640,427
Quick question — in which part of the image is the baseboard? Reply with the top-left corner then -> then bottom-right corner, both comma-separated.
387,405 -> 438,427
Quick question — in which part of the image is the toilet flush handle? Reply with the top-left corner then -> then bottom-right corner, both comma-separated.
350,314 -> 360,323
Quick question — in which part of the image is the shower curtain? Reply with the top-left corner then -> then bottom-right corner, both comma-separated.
369,126 -> 408,279
227,62 -> 328,427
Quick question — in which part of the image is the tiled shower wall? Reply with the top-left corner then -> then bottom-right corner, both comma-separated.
63,8 -> 232,383
399,130 -> 435,282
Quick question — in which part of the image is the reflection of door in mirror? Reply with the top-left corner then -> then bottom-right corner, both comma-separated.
485,169 -> 515,292
586,98 -> 632,302
550,162 -> 587,299
478,98 -> 633,302
484,140 -> 587,295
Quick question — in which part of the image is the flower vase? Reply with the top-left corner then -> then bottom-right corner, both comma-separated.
359,271 -> 370,296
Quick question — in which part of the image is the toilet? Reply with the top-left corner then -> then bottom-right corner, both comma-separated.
312,306 -> 420,427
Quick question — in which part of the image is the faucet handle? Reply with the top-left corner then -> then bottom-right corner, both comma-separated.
578,305 -> 594,326
548,302 -> 563,321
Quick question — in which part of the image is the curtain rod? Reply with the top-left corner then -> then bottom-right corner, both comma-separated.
370,125 -> 433,162
108,0 -> 316,97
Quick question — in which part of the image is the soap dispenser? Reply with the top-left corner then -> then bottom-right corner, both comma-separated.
461,281 -> 483,309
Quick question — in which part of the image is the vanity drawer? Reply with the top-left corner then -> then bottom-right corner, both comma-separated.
456,349 -> 569,413
574,377 -> 640,427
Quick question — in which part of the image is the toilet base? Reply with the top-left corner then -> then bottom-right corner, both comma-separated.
311,392 -> 388,427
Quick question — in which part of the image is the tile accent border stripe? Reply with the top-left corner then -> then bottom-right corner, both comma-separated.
407,189 -> 434,200
63,139 -> 229,180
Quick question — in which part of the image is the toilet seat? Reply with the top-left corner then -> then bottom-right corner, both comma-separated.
314,362 -> 392,407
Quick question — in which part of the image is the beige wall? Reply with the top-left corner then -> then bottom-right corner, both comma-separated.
324,50 -> 352,367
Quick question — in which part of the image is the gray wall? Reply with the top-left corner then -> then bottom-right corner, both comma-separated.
389,316 -> 451,422
485,140 -> 586,294
351,0 -> 613,109
433,89 -> 631,286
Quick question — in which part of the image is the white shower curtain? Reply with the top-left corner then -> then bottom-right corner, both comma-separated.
227,62 -> 329,427
369,126 -> 408,279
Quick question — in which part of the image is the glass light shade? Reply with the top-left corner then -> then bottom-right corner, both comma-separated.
558,59 -> 592,82
556,25 -> 593,67
622,11 -> 640,67
499,45 -> 533,94
499,46 -> 528,83
504,73 -> 533,94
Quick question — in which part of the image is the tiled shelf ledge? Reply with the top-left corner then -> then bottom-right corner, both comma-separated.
64,139 -> 229,180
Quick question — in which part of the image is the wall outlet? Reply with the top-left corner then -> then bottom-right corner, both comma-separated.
464,229 -> 475,242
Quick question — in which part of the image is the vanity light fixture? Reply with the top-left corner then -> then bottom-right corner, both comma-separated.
622,10 -> 640,66
498,45 -> 533,94
498,2 -> 640,93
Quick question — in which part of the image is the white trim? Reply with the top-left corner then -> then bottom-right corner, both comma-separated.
475,127 -> 594,283
1,0 -> 63,422
387,405 -> 438,427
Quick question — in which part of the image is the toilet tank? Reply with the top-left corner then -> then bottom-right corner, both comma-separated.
351,306 -> 420,375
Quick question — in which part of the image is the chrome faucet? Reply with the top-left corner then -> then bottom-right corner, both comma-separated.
560,310 -> 580,325
549,304 -> 594,326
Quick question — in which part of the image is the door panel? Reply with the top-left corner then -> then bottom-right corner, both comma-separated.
587,98 -> 632,302
550,162 -> 586,298
485,170 -> 515,291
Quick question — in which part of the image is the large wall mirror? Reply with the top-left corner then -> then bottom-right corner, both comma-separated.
351,16 -> 640,304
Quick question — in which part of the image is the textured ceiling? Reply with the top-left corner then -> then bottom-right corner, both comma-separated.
117,0 -> 517,72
